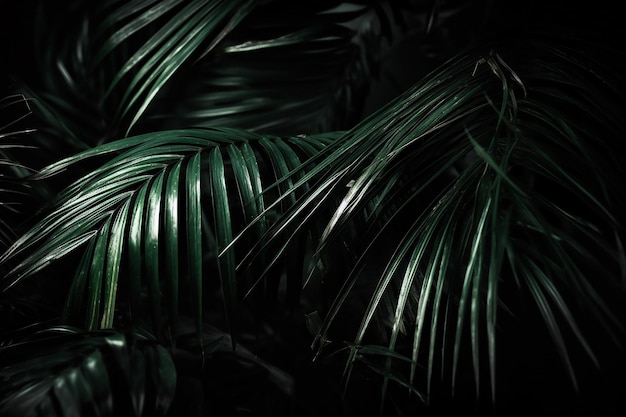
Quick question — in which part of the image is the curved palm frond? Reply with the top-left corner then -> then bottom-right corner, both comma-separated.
0,326 -> 176,417
234,34 -> 626,406
0,127 -> 335,341
1,1 -> 625,415
144,1 -> 393,135
11,0 -> 461,148
136,0 -> 485,137
91,0 -> 258,136
12,0 -> 257,147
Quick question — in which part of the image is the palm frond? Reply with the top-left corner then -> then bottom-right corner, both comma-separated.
10,0 -> 455,146
236,34 -> 626,405
10,0 -> 256,146
0,326 -> 176,417
147,0 -> 478,136
93,0 -> 257,135
1,1 -> 625,415
146,1 -> 380,135
0,127 -> 333,342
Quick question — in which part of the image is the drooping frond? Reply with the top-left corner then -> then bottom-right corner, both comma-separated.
91,0 -> 258,135
1,1 -> 624,414
235,33 -> 626,405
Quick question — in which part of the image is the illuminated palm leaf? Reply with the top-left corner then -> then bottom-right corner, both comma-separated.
93,0 -> 257,135
0,127 -> 332,341
237,34 -> 626,405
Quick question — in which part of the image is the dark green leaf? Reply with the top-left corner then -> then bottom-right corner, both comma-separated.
0,327 -> 176,417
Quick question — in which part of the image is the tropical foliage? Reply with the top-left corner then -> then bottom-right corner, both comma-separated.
1,1 -> 624,416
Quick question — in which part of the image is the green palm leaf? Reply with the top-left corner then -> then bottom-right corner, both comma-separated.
14,0 -> 438,146
14,0 -> 256,146
95,0 -> 257,135
2,2 -> 625,414
236,35 -> 625,405
0,127 -> 331,341
147,3 -> 377,135
0,326 -> 176,417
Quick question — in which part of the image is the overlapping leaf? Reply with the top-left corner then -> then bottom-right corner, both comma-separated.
1,2 -> 625,414
18,0 -> 257,146
92,0 -> 258,135
233,36 -> 626,405
147,0 -> 474,136
0,326 -> 176,417
146,2 -> 378,135
0,127 -> 333,339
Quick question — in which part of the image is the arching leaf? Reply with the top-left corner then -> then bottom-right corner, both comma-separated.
0,127 -> 331,340
237,36 -> 626,406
